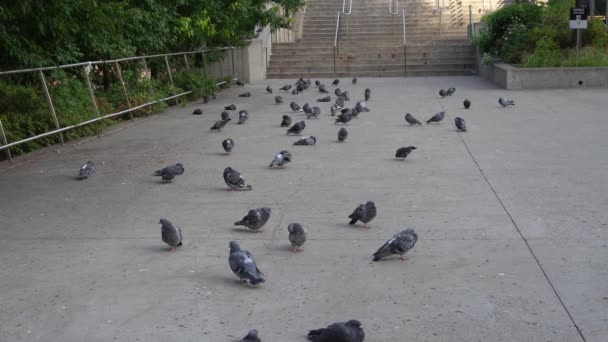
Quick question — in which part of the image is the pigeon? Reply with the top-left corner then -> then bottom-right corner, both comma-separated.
296,83 -> 305,92
210,118 -> 230,131
266,85 -> 273,93
319,84 -> 328,93
317,96 -> 331,102
290,101 -> 302,112
159,218 -> 183,252
239,92 -> 251,97
288,223 -> 307,252
395,146 -> 417,160
292,89 -> 299,95
161,167 -> 177,183
307,107 -> 321,119
364,91 -> 370,101
236,80 -> 245,87
279,84 -> 292,91
280,115 -> 292,127
405,113 -> 422,125
221,111 -> 231,122
203,95 -> 209,104
303,103 -> 313,115
499,97 -> 515,107
351,107 -> 361,119
307,320 -> 365,342
348,201 -> 376,228
238,329 -> 261,342
334,88 -> 342,97
192,108 -> 203,115
238,110 -> 249,124
234,208 -> 272,232
337,128 -> 348,142
446,87 -> 456,96
154,163 -> 184,176
438,89 -> 448,97
334,97 -> 345,109
222,138 -> 235,154
463,99 -> 471,109
330,105 -> 338,116
332,79 -> 339,86
372,228 -> 418,261
275,96 -> 283,104
228,241 -> 265,285
455,117 -> 467,132
315,80 -> 320,86
355,101 -> 369,112
293,136 -> 316,146
78,161 -> 96,179
286,121 -> 306,135
340,91 -> 350,101
335,110 -> 353,124
426,111 -> 445,124
269,150 -> 292,167
223,167 -> 252,191
225,104 -> 236,110
352,77 -> 357,84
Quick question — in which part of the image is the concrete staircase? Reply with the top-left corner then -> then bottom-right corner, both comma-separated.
268,0 -> 483,78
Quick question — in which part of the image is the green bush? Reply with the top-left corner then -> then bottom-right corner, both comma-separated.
174,68 -> 219,100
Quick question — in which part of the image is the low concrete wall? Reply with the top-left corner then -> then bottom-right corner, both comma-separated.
479,62 -> 608,89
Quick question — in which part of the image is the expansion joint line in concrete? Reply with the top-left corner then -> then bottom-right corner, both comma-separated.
434,96 -> 587,342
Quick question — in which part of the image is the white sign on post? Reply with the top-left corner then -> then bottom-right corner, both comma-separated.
569,8 -> 588,29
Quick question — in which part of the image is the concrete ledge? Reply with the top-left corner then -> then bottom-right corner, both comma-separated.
479,62 -> 608,89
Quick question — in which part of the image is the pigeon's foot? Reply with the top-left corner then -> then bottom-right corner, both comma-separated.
237,278 -> 248,283
400,255 -> 408,261
252,229 -> 263,233
170,247 -> 176,253
291,246 -> 298,253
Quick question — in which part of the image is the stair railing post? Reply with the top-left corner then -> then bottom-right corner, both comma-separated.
403,10 -> 407,75
469,5 -> 475,39
39,70 -> 65,143
0,119 -> 12,162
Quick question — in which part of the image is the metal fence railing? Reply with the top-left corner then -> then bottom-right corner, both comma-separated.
0,47 -> 240,162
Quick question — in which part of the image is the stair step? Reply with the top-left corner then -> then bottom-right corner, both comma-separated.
267,69 -> 476,78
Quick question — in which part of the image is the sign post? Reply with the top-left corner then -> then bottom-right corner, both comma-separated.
569,7 -> 589,67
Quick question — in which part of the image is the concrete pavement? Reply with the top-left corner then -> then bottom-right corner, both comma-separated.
0,77 -> 606,341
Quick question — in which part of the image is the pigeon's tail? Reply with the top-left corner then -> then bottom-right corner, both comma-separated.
307,329 -> 325,341
177,241 -> 183,247
425,119 -> 433,124
154,170 -> 162,176
372,243 -> 390,261
234,219 -> 246,226
248,274 -> 265,285
348,216 -> 358,225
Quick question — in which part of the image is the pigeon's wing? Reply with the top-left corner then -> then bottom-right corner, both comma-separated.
245,250 -> 263,275
373,238 -> 394,261
349,204 -> 366,220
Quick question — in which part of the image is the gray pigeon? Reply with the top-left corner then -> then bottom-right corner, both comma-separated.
78,160 -> 96,179
211,118 -> 231,131
317,96 -> 331,102
159,218 -> 183,252
225,104 -> 236,110
279,84 -> 292,91
292,89 -> 299,95
222,138 -> 235,154
334,97 -> 345,109
281,115 -> 292,127
303,103 -> 313,114
405,113 -> 422,125
236,80 -> 245,87
335,88 -> 342,97
352,77 -> 357,84
455,117 -> 467,132
161,167 -> 177,183
221,111 -> 230,122
290,101 -> 302,112
364,88 -> 371,101
340,91 -> 350,101
269,150 -> 292,167
288,223 -> 307,252
348,201 -> 376,228
239,92 -> 251,97
293,136 -> 316,146
234,208 -> 272,232
335,110 -> 352,124
332,79 -> 339,86
498,97 -> 515,107
239,329 -> 261,342
307,320 -> 365,342
228,241 -> 265,285
203,95 -> 209,104
438,89 -> 448,97
372,228 -> 417,261
192,108 -> 203,115
315,80 -> 320,86
275,96 -> 283,104
318,84 -> 328,93
446,87 -> 456,96
426,111 -> 445,124
307,106 -> 321,119
337,128 -> 348,142
266,85 -> 273,94
155,163 -> 184,176
330,105 -> 338,116
463,99 -> 471,109
395,146 -> 417,160
223,167 -> 253,191
238,110 -> 248,124
351,107 -> 361,119
355,101 -> 369,113
286,121 -> 306,135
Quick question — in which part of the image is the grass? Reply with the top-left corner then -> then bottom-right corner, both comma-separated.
522,47 -> 608,68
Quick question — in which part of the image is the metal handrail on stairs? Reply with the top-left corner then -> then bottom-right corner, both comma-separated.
333,11 -> 342,73
389,0 -> 399,15
342,0 -> 352,15
402,10 -> 407,74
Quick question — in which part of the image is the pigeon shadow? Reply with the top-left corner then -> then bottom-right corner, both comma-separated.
206,152 -> 230,156
231,227 -> 263,234
141,245 -> 173,253
206,274 -> 266,289
271,244 -> 297,253
336,222 -> 365,230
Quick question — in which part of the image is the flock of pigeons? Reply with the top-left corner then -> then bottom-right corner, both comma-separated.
74,76 -> 516,342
